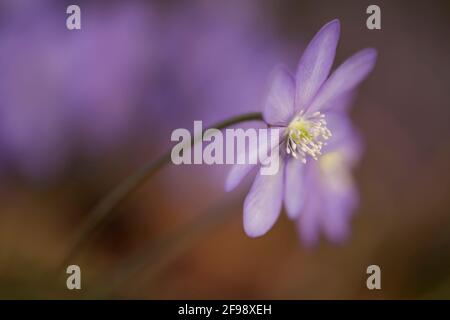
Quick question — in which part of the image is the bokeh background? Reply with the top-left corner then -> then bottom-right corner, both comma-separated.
0,0 -> 449,299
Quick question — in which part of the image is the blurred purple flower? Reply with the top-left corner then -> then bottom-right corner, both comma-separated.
0,0 -> 289,185
296,114 -> 362,246
146,0 -> 291,129
65,4 -> 156,154
225,19 -> 377,238
0,2 -> 155,181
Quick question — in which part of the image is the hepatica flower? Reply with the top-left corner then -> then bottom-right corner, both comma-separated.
296,115 -> 363,246
225,19 -> 377,239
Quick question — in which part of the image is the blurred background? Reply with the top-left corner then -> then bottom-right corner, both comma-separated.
0,0 -> 449,299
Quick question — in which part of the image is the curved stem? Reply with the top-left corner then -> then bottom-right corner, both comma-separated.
59,112 -> 263,271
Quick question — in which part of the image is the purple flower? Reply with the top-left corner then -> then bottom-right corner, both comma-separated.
225,19 -> 377,238
0,2 -> 155,181
296,114 -> 362,246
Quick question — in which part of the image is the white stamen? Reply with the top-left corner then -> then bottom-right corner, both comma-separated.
286,110 -> 332,163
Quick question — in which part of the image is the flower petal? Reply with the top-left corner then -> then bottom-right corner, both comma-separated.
316,143 -> 359,244
322,114 -> 363,165
296,194 -> 320,247
243,160 -> 285,237
323,113 -> 352,148
284,158 -> 306,219
224,128 -> 280,191
225,163 -> 258,192
321,182 -> 358,244
322,204 -> 350,244
308,48 -> 377,114
263,65 -> 295,126
295,19 -> 340,111
315,91 -> 355,115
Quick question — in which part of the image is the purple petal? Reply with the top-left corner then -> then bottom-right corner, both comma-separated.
263,65 -> 295,126
224,128 -> 279,191
337,129 -> 364,167
322,204 -> 350,244
316,91 -> 355,115
322,165 -> 359,213
296,195 -> 320,247
225,164 -> 258,193
284,158 -> 306,219
225,162 -> 257,192
243,160 -> 285,237
323,113 -> 353,147
321,180 -> 358,244
315,143 -> 359,244
295,19 -> 340,111
308,48 -> 377,114
323,114 -> 363,165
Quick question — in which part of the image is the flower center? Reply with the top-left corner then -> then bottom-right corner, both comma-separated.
285,110 -> 332,163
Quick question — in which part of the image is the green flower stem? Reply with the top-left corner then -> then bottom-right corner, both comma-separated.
59,112 -> 263,271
